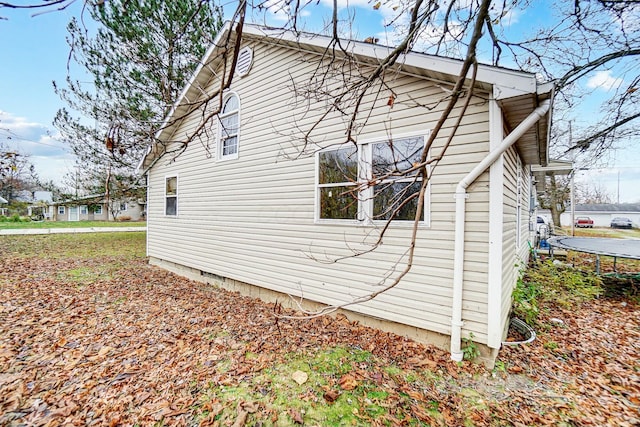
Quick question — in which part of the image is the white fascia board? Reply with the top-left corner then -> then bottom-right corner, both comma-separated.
244,24 -> 540,99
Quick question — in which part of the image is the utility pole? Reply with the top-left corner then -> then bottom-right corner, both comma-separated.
617,170 -> 620,204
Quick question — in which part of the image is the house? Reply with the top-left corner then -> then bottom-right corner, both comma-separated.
0,195 -> 7,217
138,24 -> 554,363
48,194 -> 146,222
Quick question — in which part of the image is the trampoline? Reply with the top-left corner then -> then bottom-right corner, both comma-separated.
547,236 -> 640,274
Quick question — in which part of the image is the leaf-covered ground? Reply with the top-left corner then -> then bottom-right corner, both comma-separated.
0,234 -> 638,426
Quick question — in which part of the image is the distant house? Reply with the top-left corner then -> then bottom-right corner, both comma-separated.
556,203 -> 640,228
48,194 -> 146,222
0,195 -> 7,216
138,24 -> 554,363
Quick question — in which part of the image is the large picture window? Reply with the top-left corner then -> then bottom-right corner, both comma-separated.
318,135 -> 427,223
165,176 -> 178,216
218,92 -> 240,160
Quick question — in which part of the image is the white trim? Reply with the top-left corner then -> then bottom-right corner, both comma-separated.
165,174 -> 179,217
217,91 -> 241,161
487,97 -> 504,350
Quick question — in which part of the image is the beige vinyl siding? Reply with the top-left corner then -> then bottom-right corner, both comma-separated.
147,40 -> 492,343
500,146 -> 531,334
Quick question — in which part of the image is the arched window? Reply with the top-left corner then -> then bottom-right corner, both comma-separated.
218,92 -> 240,160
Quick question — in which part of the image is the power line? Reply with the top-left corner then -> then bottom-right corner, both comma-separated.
0,130 -> 69,151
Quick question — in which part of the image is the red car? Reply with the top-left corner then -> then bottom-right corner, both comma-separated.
574,217 -> 594,228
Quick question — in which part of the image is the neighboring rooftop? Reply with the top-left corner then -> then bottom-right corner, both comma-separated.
575,203 -> 640,212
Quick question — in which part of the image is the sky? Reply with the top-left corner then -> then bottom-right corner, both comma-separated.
0,0 -> 639,202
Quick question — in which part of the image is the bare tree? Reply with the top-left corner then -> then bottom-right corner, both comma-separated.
4,0 -> 639,314
138,0 -> 638,316
0,142 -> 39,202
576,181 -> 614,205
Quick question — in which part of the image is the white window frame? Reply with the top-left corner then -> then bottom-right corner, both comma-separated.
165,175 -> 178,216
119,202 -> 128,211
80,205 -> 88,215
217,91 -> 240,161
315,132 -> 430,226
94,205 -> 103,215
58,206 -> 65,215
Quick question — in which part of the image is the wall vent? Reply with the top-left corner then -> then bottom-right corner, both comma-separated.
201,270 -> 225,283
235,46 -> 253,77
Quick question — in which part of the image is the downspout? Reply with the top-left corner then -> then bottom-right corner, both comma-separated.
450,99 -> 550,361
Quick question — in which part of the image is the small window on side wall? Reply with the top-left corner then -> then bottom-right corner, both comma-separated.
165,176 -> 178,216
58,206 -> 65,215
218,93 -> 240,160
94,205 -> 103,215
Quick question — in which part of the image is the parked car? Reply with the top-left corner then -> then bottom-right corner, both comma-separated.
574,216 -> 594,228
610,217 -> 633,229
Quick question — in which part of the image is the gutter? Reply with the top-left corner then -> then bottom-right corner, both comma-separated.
450,98 -> 551,361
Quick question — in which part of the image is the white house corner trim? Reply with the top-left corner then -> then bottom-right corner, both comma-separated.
487,96 -> 504,349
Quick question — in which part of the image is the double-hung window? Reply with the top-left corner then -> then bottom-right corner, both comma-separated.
218,93 -> 240,160
165,176 -> 178,216
318,135 -> 427,223
318,146 -> 359,220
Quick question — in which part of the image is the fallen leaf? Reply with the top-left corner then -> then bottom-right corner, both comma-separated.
289,408 -> 304,424
339,374 -> 358,391
323,389 -> 340,403
292,370 -> 308,385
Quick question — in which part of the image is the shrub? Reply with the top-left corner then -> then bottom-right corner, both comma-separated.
513,261 -> 603,324
4,214 -> 31,223
118,216 -> 132,221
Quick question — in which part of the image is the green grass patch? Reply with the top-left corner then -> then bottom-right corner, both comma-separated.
57,266 -> 112,286
574,227 -> 640,239
0,220 -> 146,229
195,345 -> 431,426
0,232 -> 146,259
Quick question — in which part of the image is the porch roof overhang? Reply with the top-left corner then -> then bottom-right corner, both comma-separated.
531,160 -> 574,192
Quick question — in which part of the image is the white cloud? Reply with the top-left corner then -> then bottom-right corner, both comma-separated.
586,70 -> 623,91
260,0 -> 314,23
490,7 -> 521,27
319,0 -> 373,9
0,110 -> 74,184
